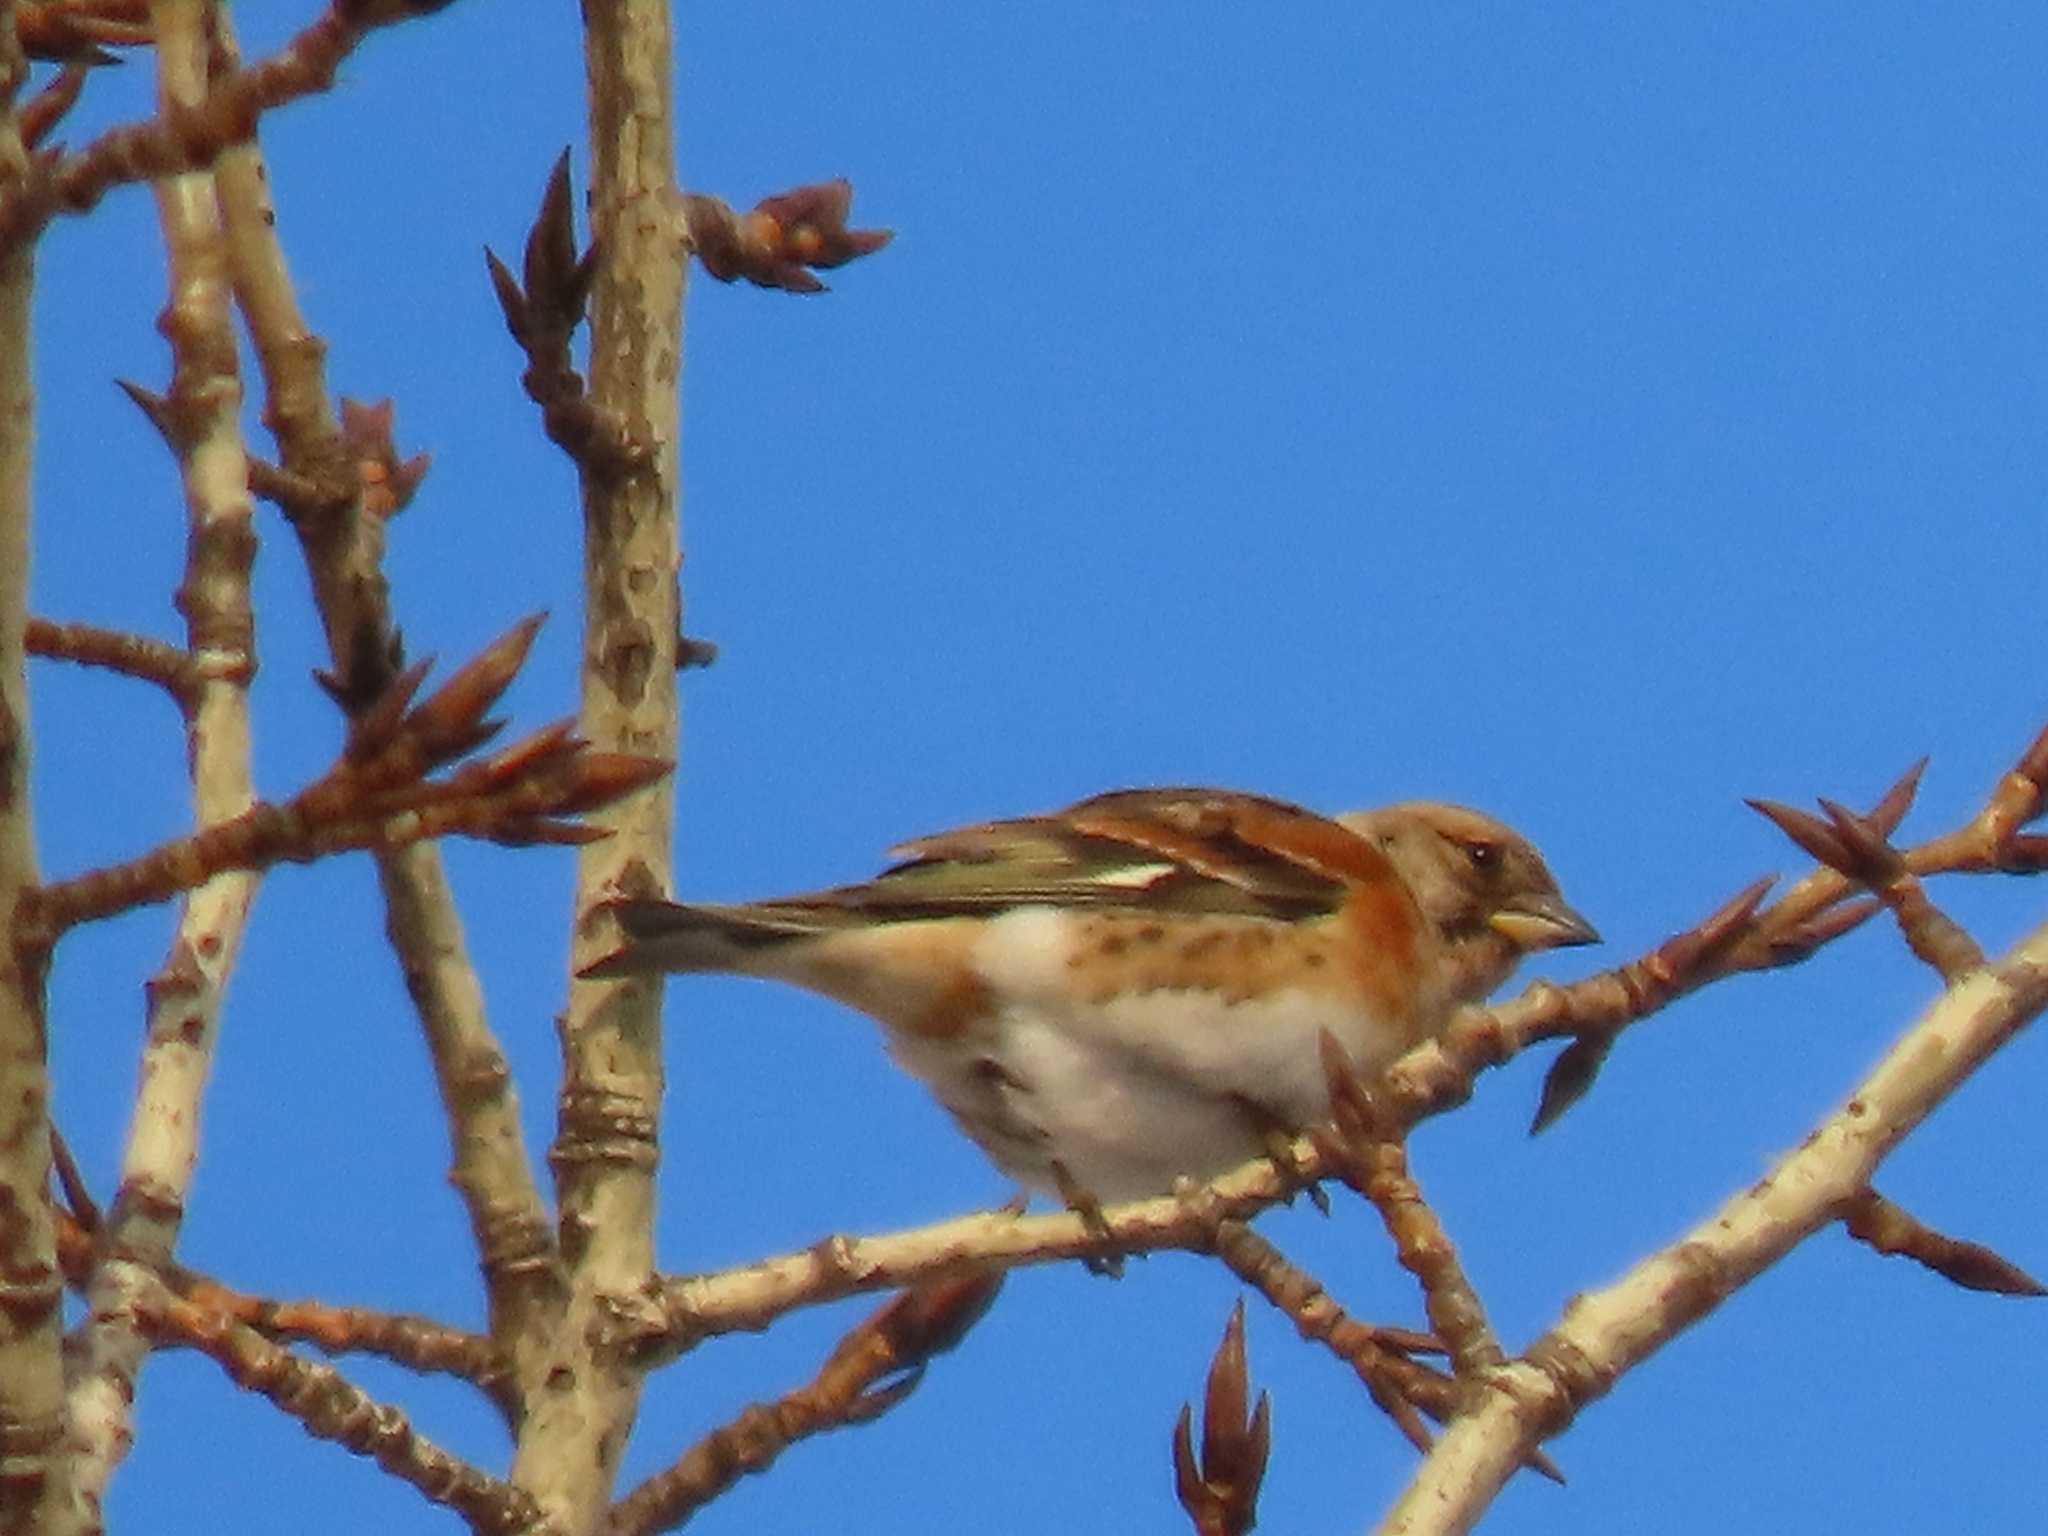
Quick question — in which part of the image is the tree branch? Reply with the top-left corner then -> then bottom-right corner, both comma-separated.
1375,917 -> 2048,1535
510,0 -> 685,1524
0,0 -> 465,251
20,619 -> 668,948
606,1273 -> 1001,1536
61,3 -> 262,1523
139,1277 -> 556,1536
23,617 -> 196,709
208,2 -> 560,1374
0,6 -> 66,1528
52,1207 -> 507,1392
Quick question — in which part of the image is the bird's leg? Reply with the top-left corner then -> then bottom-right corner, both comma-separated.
1052,1159 -> 1125,1278
1234,1096 -> 1331,1216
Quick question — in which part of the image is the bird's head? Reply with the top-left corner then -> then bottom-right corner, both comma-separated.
1338,800 -> 1598,1006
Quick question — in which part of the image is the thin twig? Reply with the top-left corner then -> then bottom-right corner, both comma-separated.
1198,1210 -> 1435,1458
0,0 -> 465,250
1315,1034 -> 1501,1379
20,619 -> 669,948
140,1280 -> 557,1536
207,3 -> 560,1378
605,1273 -> 1002,1536
1377,916 -> 2048,1536
1838,1186 -> 2045,1297
52,1207 -> 508,1386
25,616 -> 196,708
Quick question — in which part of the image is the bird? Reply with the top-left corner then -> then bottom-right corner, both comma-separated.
582,787 -> 1596,1203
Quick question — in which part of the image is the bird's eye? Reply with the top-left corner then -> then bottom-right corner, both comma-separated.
1464,841 -> 1499,872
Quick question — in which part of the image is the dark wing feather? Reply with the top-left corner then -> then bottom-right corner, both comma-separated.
761,786 -> 1386,926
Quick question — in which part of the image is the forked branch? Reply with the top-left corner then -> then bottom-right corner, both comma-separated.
16,617 -> 669,952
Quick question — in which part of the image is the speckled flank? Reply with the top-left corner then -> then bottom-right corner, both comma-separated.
1052,910 -> 1395,1012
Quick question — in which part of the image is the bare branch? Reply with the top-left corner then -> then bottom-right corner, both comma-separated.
0,7 -> 66,1526
16,2 -> 150,61
62,3 -> 262,1519
656,1167 -> 1312,1355
24,616 -> 195,708
374,846 -> 563,1373
52,1207 -> 507,1389
139,1279 -> 556,1536
1316,1033 -> 1502,1380
1376,917 -> 2048,1535
1839,1186 -> 2045,1298
1194,1209 -> 1436,1462
0,0 -> 465,250
20,618 -> 669,946
606,1272 -> 1002,1536
510,0 -> 686,1523
205,2 -> 560,1367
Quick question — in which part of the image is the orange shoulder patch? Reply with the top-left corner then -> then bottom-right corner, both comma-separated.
1338,878 -> 1427,1030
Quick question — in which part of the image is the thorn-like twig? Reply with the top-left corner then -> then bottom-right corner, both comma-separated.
18,617 -> 671,950
0,0 -> 460,252
674,634 -> 719,670
606,1272 -> 1003,1535
485,152 -> 646,478
18,61 -> 96,147
1839,1186 -> 2045,1298
25,616 -> 197,710
16,1 -> 151,63
1315,1034 -> 1502,1378
1172,1301 -> 1271,1536
679,178 -> 892,293
1750,793 -> 1986,983
139,1280 -> 547,1535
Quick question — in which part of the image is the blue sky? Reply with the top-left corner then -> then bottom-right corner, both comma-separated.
26,4 -> 2048,1531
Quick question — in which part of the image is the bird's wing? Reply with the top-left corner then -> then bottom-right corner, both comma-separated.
765,786 -> 1401,924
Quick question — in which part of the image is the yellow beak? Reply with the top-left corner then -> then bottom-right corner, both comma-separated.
1488,894 -> 1600,951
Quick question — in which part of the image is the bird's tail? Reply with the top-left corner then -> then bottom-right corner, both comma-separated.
579,897 -> 837,979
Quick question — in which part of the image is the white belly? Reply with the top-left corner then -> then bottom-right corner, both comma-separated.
891,986 -> 1404,1201
879,907 -> 1422,1201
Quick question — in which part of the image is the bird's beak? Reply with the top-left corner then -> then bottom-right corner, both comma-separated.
1488,893 -> 1600,951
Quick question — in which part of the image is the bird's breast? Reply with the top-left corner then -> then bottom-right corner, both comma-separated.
960,906 -> 1435,1134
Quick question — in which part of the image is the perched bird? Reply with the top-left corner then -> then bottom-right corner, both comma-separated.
584,787 -> 1596,1202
